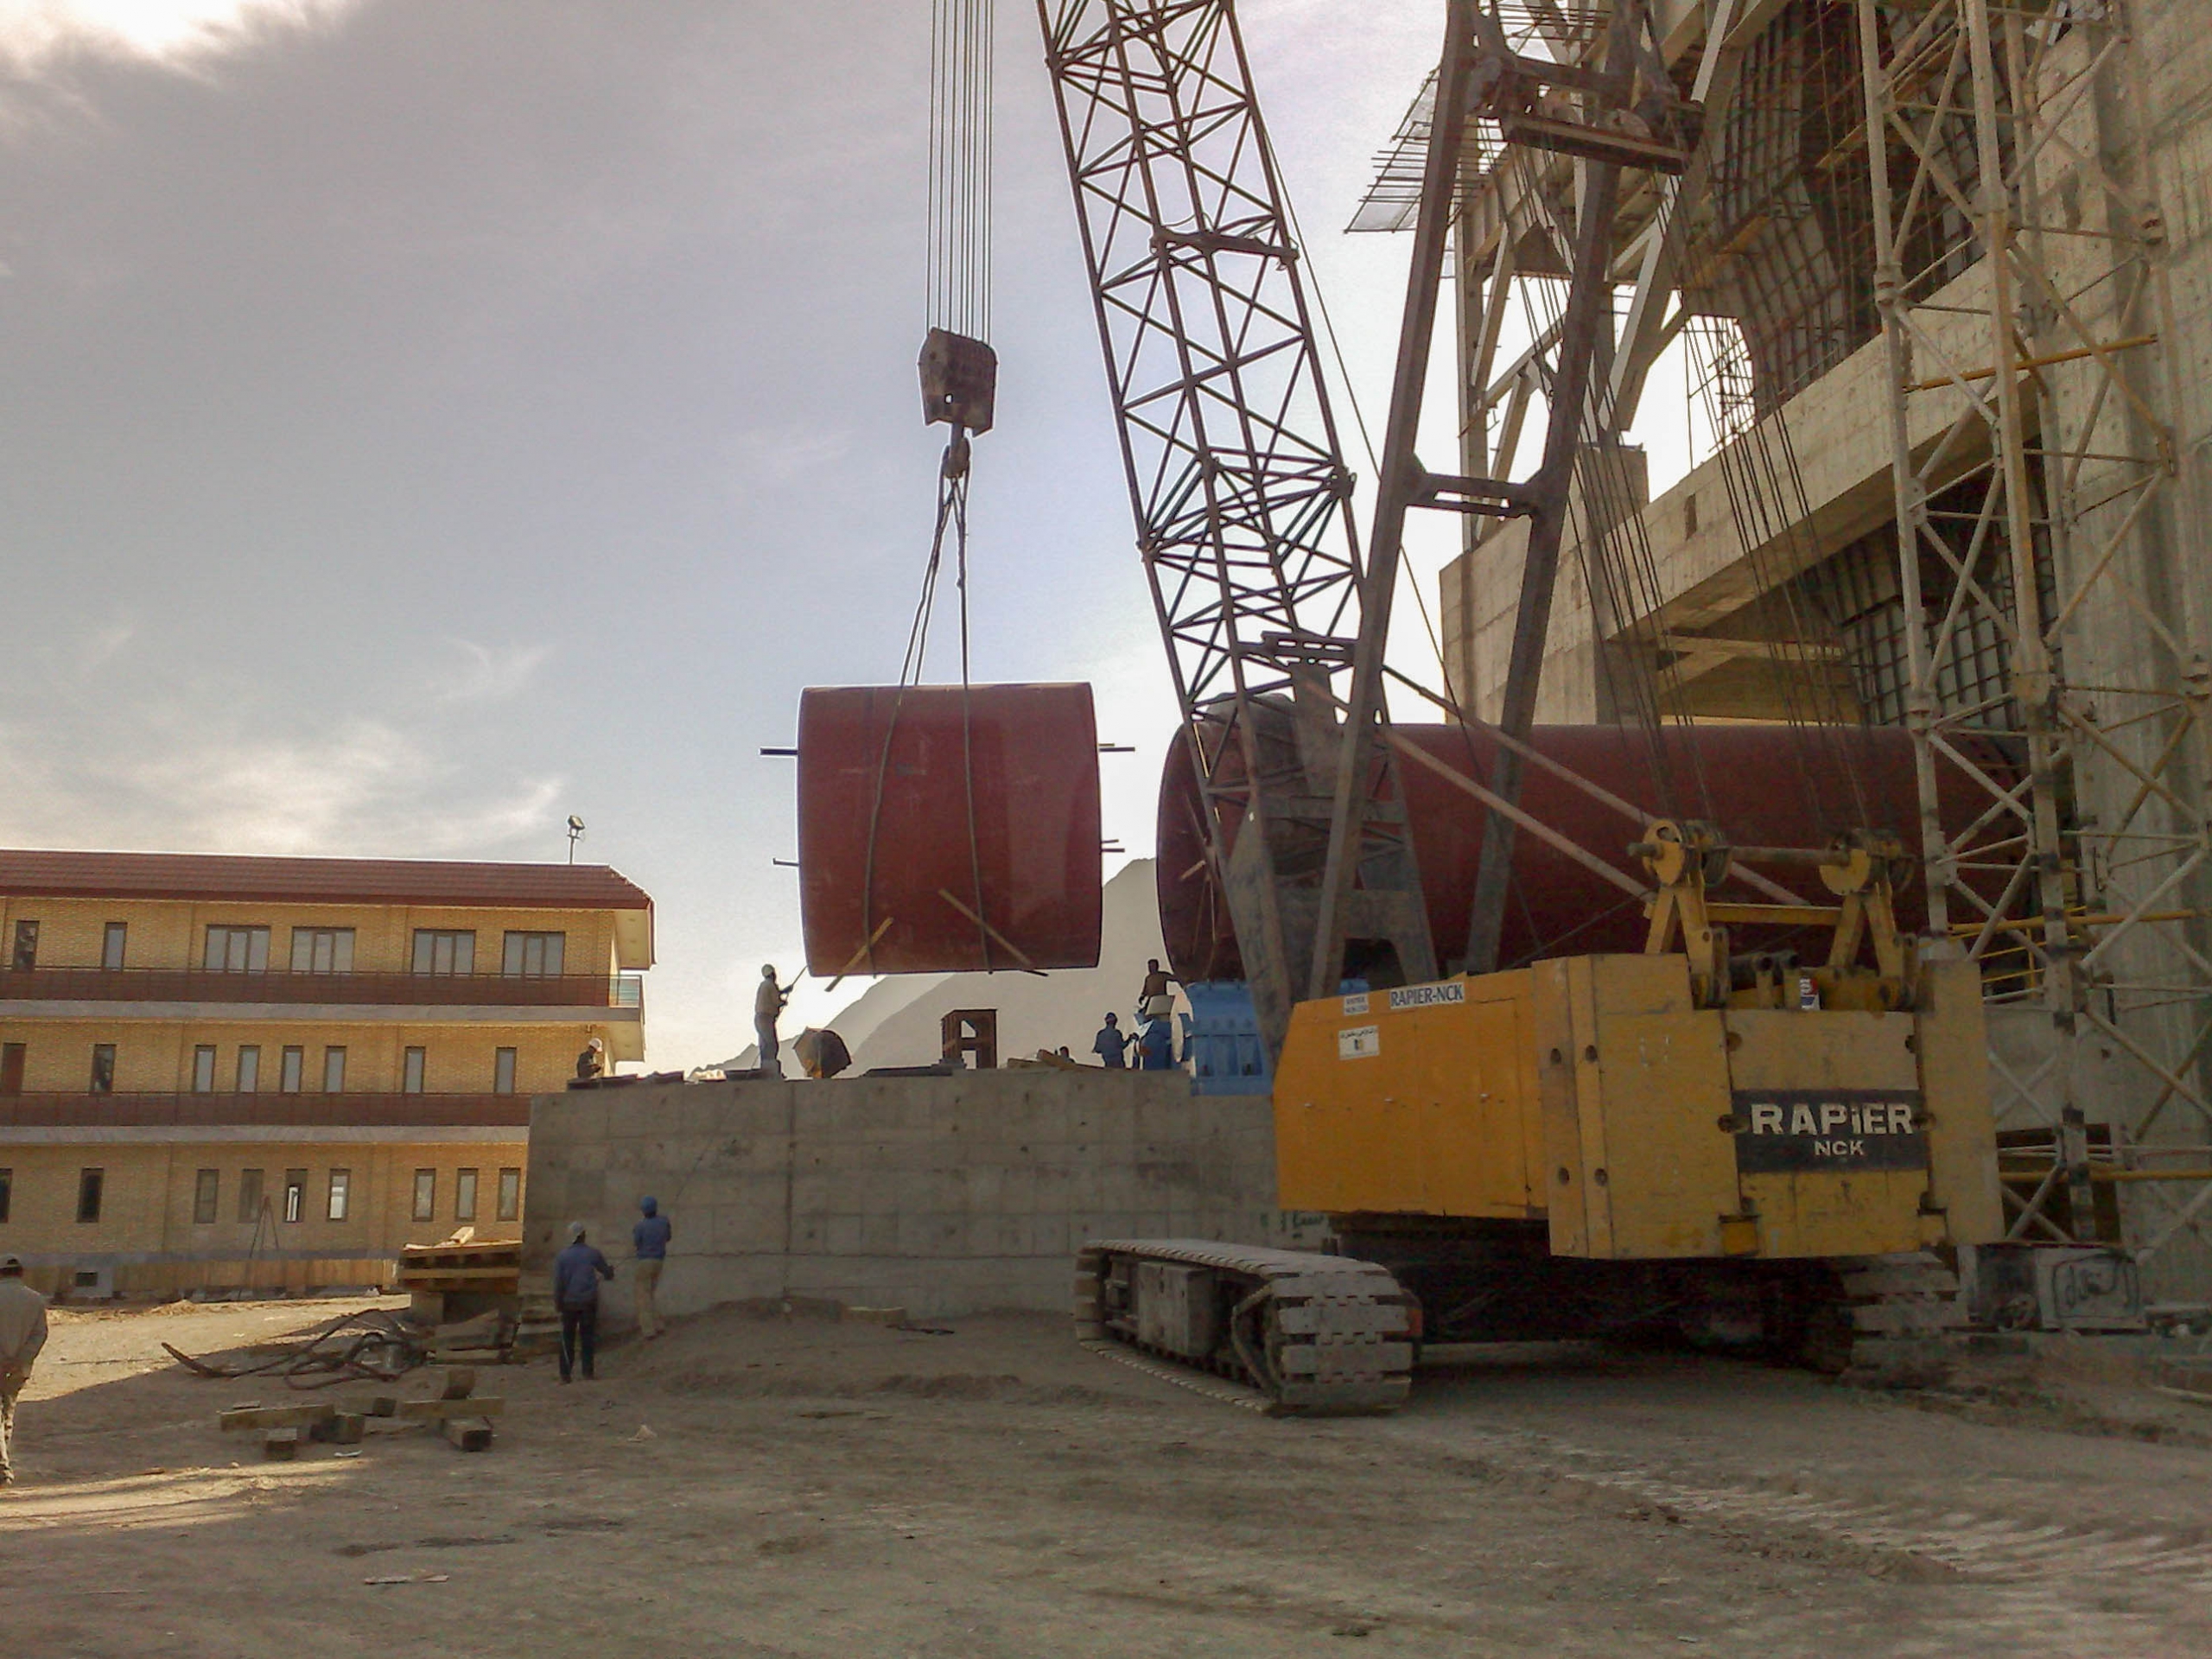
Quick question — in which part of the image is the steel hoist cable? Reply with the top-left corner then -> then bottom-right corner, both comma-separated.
861,0 -> 997,976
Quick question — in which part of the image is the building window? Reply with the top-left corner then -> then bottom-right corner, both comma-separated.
11,919 -> 38,970
194,1168 -> 219,1225
102,921 -> 128,969
0,1043 -> 22,1096
502,931 -> 565,977
204,925 -> 270,973
403,1046 -> 426,1095
327,1168 -> 351,1223
496,1166 -> 520,1223
238,1167 -> 264,1223
412,930 -> 475,976
236,1046 -> 261,1093
322,1046 -> 346,1093
454,1167 -> 479,1223
280,1046 -> 304,1092
192,1045 -> 217,1093
289,927 -> 354,974
0,1167 -> 11,1224
89,1044 -> 116,1095
77,1167 -> 104,1224
283,1169 -> 306,1224
411,1168 -> 436,1222
493,1047 -> 518,1095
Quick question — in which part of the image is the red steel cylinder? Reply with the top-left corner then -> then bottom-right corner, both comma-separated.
798,683 -> 1102,976
1157,722 -> 2005,982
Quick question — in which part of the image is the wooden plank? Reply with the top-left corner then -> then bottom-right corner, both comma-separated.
310,1412 -> 365,1446
442,1415 -> 495,1452
339,1393 -> 399,1418
397,1395 -> 505,1421
220,1402 -> 336,1433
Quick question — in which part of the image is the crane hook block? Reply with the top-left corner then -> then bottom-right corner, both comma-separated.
920,327 -> 997,435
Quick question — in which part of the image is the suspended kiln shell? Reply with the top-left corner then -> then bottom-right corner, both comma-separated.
797,683 -> 1103,976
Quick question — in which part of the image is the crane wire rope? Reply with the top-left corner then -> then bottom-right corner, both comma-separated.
862,0 -> 997,977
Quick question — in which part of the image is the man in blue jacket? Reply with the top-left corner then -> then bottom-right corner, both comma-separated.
632,1196 -> 673,1342
552,1222 -> 614,1383
1091,1011 -> 1129,1068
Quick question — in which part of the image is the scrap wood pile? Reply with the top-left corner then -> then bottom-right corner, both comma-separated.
422,1302 -> 562,1365
396,1234 -> 521,1297
217,1365 -> 500,1461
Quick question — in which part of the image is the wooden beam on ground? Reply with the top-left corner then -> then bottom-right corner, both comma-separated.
442,1416 -> 496,1452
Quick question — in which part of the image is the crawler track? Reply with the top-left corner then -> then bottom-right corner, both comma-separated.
1074,1240 -> 1414,1415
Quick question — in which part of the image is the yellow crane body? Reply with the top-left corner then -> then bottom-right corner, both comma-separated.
1274,955 -> 2004,1262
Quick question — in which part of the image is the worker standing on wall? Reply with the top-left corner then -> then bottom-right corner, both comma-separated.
632,1196 -> 672,1343
1092,1011 -> 1129,1068
553,1223 -> 614,1383
0,1255 -> 49,1486
575,1036 -> 607,1082
755,964 -> 792,1076
1137,959 -> 1179,1023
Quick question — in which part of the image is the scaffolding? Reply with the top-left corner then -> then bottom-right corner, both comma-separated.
1858,0 -> 2212,1286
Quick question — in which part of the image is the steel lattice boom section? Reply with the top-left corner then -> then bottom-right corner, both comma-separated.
1039,0 -> 1434,1051
1859,0 -> 2212,1279
1041,0 -> 1363,709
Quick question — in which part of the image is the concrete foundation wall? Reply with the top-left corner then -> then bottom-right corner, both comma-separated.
523,1071 -> 1303,1325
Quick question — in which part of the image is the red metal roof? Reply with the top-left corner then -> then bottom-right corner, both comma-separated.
0,849 -> 652,914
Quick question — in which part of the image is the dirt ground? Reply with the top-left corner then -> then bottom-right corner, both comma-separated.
5,1297 -> 2211,1658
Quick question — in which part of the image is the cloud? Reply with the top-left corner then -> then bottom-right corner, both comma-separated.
0,706 -> 563,859
76,617 -> 135,672
0,0 -> 357,71
435,639 -> 552,706
728,427 -> 853,487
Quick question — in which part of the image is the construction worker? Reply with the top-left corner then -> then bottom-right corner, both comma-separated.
575,1036 -> 607,1082
0,1255 -> 48,1487
1136,1014 -> 1177,1071
1092,1011 -> 1130,1068
552,1223 -> 614,1383
1138,959 -> 1179,1022
632,1196 -> 672,1342
755,964 -> 792,1076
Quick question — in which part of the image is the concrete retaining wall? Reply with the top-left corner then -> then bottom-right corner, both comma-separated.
523,1071 -> 1304,1325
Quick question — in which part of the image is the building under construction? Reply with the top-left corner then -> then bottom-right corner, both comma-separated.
1342,0 -> 2212,1300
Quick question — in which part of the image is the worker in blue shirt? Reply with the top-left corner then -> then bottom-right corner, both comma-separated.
1092,1011 -> 1130,1068
1136,1014 -> 1176,1071
552,1222 -> 614,1383
632,1197 -> 673,1342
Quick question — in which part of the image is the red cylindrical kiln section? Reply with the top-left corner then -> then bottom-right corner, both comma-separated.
1159,722 -> 1999,982
797,683 -> 1103,976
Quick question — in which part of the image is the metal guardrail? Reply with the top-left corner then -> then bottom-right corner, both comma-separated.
0,1091 -> 533,1129
0,967 -> 644,1011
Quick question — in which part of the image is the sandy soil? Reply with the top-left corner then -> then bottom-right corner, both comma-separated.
4,1297 -> 2209,1657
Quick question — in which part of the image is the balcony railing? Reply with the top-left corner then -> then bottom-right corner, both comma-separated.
0,1090 -> 533,1129
0,967 -> 644,1011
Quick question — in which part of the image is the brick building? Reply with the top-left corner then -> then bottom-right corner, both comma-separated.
0,850 -> 652,1298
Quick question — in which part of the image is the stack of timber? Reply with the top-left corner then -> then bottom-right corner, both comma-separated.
512,1292 -> 563,1360
423,1307 -> 515,1366
396,1236 -> 522,1299
217,1369 -> 496,1458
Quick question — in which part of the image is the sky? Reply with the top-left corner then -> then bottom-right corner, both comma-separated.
0,1 -> 1694,1067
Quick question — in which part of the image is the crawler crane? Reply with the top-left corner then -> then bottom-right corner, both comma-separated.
1015,0 -> 2004,1411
